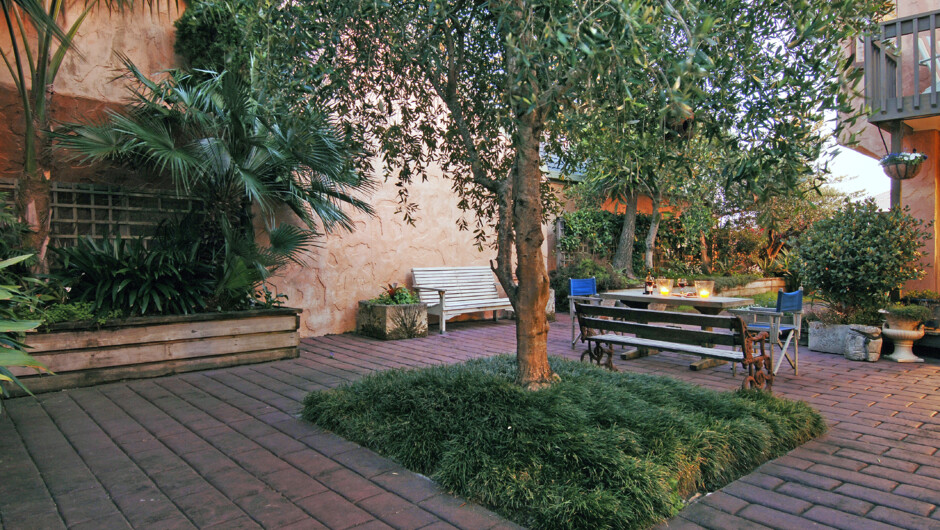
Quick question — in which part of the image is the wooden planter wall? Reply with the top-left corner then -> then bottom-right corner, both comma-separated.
6,308 -> 300,396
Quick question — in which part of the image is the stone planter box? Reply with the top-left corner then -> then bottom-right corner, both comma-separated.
718,278 -> 786,297
4,308 -> 301,396
357,301 -> 428,340
809,321 -> 850,354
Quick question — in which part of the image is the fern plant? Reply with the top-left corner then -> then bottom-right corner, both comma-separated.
0,255 -> 50,412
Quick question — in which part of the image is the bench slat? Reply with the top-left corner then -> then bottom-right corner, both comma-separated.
589,334 -> 743,360
576,303 -> 740,330
578,315 -> 739,347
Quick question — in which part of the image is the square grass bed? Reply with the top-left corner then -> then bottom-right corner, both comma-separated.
302,355 -> 825,529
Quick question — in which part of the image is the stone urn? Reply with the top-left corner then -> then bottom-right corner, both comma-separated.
356,301 -> 428,340
882,313 -> 926,363
808,322 -> 851,354
843,325 -> 883,362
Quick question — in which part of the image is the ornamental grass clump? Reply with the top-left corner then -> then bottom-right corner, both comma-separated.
798,199 -> 928,325
302,356 -> 826,529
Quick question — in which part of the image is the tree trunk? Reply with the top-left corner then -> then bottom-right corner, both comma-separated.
644,191 -> 662,270
512,111 -> 554,390
699,230 -> 711,274
611,190 -> 638,278
16,105 -> 52,272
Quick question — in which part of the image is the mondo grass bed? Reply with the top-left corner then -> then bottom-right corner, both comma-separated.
301,356 -> 825,529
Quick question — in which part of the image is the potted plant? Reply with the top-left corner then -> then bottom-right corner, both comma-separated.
880,304 -> 932,363
357,284 -> 428,340
880,151 -> 928,180
901,289 -> 940,328
798,199 -> 928,360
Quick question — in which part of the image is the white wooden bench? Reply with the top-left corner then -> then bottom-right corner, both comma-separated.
412,266 -> 514,333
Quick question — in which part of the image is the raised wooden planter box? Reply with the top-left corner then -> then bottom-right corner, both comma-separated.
5,308 -> 300,396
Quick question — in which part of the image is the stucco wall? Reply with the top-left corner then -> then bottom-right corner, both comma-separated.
266,167 -> 553,337
0,1 -> 181,180
902,130 -> 940,293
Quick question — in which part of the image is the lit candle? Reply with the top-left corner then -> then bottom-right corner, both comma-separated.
699,289 -> 710,298
660,287 -> 670,296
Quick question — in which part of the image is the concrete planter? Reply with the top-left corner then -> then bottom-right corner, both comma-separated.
356,301 -> 428,340
5,308 -> 301,396
808,321 -> 850,354
882,314 -> 926,363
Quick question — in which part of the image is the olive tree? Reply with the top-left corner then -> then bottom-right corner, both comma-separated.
266,0 -> 889,388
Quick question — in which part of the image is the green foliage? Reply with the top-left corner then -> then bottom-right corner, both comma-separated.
53,236 -> 214,317
798,199 -> 929,321
903,289 -> 940,301
303,355 -> 827,529
173,0 -> 255,72
884,304 -> 933,324
550,258 -> 635,309
21,301 -> 123,328
370,284 -> 420,306
557,209 -> 623,262
0,255 -> 49,412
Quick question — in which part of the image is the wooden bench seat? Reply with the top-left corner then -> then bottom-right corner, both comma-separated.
575,303 -> 774,391
413,267 -> 514,333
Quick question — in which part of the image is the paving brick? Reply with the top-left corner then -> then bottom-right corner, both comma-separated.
722,481 -> 813,515
834,483 -> 936,517
677,502 -> 772,530
300,430 -> 362,457
805,464 -> 899,492
68,512 -> 131,530
653,517 -> 707,529
171,487 -> 246,527
232,489 -> 310,527
333,447 -> 403,478
832,448 -> 919,472
53,487 -> 120,526
867,505 -> 939,530
229,448 -> 293,477
296,490 -> 375,529
203,515 -> 265,529
318,467 -> 388,502
260,467 -> 328,501
374,505 -> 442,529
802,505 -> 898,530
371,471 -> 442,503
758,462 -> 842,491
418,494 -> 505,530
864,464 -> 940,491
736,504 -> 836,530
739,472 -> 784,490
775,482 -> 872,516
698,491 -> 749,515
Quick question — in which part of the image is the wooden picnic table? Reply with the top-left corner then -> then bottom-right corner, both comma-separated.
597,289 -> 754,370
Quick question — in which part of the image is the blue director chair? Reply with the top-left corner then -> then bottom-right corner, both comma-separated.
731,289 -> 803,375
569,277 -> 600,348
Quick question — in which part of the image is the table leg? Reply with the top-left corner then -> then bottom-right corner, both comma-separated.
689,306 -> 727,371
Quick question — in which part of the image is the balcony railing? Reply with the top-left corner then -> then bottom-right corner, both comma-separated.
866,9 -> 940,124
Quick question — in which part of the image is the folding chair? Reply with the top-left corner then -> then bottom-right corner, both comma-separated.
569,277 -> 600,348
730,289 -> 803,375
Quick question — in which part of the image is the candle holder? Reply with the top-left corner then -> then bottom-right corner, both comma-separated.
694,280 -> 714,298
656,278 -> 673,296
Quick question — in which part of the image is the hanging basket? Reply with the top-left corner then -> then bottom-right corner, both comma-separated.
882,162 -> 924,180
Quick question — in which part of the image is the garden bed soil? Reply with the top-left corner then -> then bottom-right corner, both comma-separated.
4,308 -> 300,396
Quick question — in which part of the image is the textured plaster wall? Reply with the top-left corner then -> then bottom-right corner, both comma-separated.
265,167 -> 554,338
0,1 -> 181,180
901,130 -> 940,293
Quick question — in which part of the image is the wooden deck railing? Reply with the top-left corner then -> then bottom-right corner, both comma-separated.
866,9 -> 940,124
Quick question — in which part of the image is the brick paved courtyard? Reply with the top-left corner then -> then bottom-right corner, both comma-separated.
1,314 -> 938,529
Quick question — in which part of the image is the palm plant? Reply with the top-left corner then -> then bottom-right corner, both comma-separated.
55,60 -> 374,307
0,254 -> 49,413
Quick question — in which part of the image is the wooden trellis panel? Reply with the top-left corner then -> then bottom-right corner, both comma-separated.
0,179 -> 200,247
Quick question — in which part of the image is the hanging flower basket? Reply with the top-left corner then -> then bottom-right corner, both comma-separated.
880,152 -> 928,180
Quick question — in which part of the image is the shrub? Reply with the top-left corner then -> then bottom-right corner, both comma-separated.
303,355 -> 827,529
370,284 -> 421,305
53,236 -> 214,317
557,209 -> 623,263
903,289 -> 940,301
173,0 -> 255,72
798,199 -> 928,321
0,255 -> 49,412
550,257 -> 634,309
884,303 -> 933,323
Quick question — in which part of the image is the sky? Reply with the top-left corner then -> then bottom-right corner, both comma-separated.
825,144 -> 891,204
